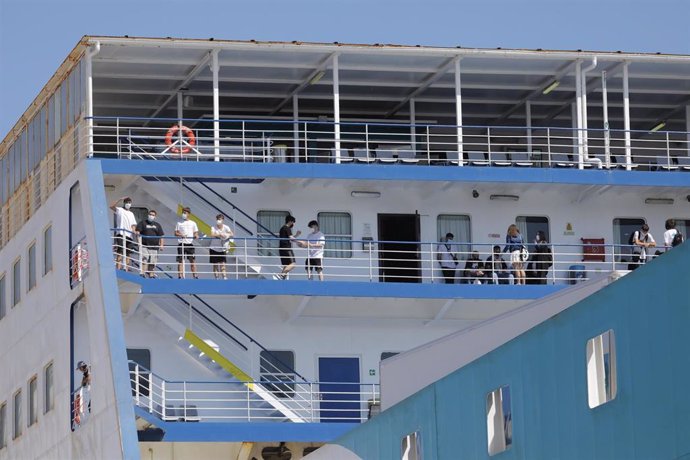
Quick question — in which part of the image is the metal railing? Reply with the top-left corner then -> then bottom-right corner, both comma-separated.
112,230 -> 670,284
90,116 -> 690,171
129,362 -> 379,423
70,237 -> 89,288
71,386 -> 91,431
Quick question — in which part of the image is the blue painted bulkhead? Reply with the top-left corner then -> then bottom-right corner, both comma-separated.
334,243 -> 690,459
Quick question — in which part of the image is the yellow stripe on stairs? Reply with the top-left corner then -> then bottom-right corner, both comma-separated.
183,329 -> 254,390
177,204 -> 212,237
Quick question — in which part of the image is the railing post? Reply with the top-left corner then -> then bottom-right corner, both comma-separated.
487,127 -> 492,166
552,244 -> 557,284
161,380 -> 166,415
365,124 -> 370,160
368,244 -> 373,282
303,121 -> 308,162
666,131 -> 671,169
244,238 -> 248,279
546,127 -> 552,167
241,121 -> 246,161
247,385 -> 251,421
426,125 -> 430,164
183,381 -> 187,420
116,118 -> 120,158
135,364 -> 140,406
430,242 -> 434,283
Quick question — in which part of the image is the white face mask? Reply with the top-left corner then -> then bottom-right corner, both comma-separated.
182,213 -> 189,220
148,214 -> 155,221
216,220 -> 223,226
124,202 -> 132,210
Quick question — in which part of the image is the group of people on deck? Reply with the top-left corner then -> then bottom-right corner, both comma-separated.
437,225 -> 552,285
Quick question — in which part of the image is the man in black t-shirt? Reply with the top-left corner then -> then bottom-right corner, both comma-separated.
275,215 -> 301,280
135,209 -> 165,278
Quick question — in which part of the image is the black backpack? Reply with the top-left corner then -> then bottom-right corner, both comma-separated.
672,230 -> 684,247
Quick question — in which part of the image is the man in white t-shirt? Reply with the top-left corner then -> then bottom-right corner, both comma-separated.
436,232 -> 458,284
631,223 -> 656,270
210,214 -> 234,280
110,196 -> 137,271
304,220 -> 326,281
175,207 -> 199,279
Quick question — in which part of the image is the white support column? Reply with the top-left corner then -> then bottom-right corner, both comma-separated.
581,69 -> 589,158
623,62 -> 632,171
332,54 -> 341,164
571,103 -> 579,156
211,49 -> 220,162
685,105 -> 690,155
602,71 -> 611,167
84,42 -> 100,158
293,95 -> 300,163
410,98 -> 416,152
454,57 -> 464,166
575,60 -> 584,169
526,100 -> 532,153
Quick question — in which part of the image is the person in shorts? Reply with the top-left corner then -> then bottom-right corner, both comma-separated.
305,220 -> 326,281
210,214 -> 234,280
110,196 -> 137,271
135,209 -> 164,278
503,224 -> 526,285
175,207 -> 199,278
275,215 -> 301,280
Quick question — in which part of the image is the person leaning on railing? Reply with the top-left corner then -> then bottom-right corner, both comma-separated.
135,210 -> 164,278
110,196 -> 137,271
175,207 -> 199,279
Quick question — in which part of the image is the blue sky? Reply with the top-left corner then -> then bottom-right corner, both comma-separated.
1,0 -> 689,136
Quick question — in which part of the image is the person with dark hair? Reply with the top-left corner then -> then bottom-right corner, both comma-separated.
135,209 -> 164,278
527,231 -> 552,285
210,214 -> 234,280
436,233 -> 458,284
630,223 -> 656,270
275,215 -> 301,280
305,220 -> 326,281
463,251 -> 485,284
110,196 -> 137,271
175,207 -> 199,278
485,245 -> 513,284
663,218 -> 682,249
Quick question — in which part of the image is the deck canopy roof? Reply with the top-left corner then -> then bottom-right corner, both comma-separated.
90,36 -> 690,131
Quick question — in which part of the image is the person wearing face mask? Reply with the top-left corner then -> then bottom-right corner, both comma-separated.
210,214 -> 234,280
175,207 -> 200,278
274,215 -> 301,280
304,220 -> 326,281
110,196 -> 138,271
135,209 -> 164,278
436,233 -> 458,284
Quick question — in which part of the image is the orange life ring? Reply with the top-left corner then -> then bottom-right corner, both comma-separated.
164,124 -> 196,154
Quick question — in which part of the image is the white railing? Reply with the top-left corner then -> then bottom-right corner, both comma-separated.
129,362 -> 379,423
71,386 -> 91,431
70,237 -> 89,288
90,116 -> 690,171
113,230 -> 670,285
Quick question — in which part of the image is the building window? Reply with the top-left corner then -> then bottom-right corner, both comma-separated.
437,214 -> 471,258
259,350 -> 295,398
401,431 -> 422,460
43,226 -> 53,275
28,377 -> 38,427
486,385 -> 512,456
257,210 -> 290,257
613,218 -> 645,262
587,329 -> 617,409
318,212 -> 352,258
27,243 -> 36,292
0,402 -> 6,449
12,259 -> 20,307
12,390 -> 22,440
516,216 -> 550,245
0,275 -> 5,320
44,363 -> 54,414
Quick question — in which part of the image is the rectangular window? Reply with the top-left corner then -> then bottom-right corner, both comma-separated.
12,390 -> 21,440
0,402 -> 5,449
259,350 -> 295,398
318,212 -> 352,258
486,385 -> 512,456
587,329 -> 617,408
28,377 -> 38,427
44,363 -> 54,414
516,216 -> 550,245
12,259 -> 20,307
401,431 -> 422,460
257,210 -> 290,257
0,275 -> 5,320
43,226 -> 53,275
27,243 -> 36,291
61,82 -> 69,135
437,214 -> 471,258
613,218 -> 645,262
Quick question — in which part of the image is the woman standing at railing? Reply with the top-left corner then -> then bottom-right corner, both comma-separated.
504,224 -> 526,285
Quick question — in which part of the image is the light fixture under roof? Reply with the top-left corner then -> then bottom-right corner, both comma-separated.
542,80 -> 560,95
351,191 -> 381,198
644,197 -> 674,205
489,194 -> 519,201
650,121 -> 666,132
309,70 -> 326,85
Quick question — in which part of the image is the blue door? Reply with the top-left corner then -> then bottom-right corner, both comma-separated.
318,357 -> 360,423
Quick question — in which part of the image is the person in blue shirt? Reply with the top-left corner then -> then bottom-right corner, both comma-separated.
504,224 -> 526,285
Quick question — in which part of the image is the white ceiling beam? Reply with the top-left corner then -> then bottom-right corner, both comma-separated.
270,52 -> 339,115
424,299 -> 455,326
287,297 -> 312,324
386,57 -> 458,117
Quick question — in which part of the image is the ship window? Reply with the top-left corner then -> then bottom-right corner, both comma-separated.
28,376 -> 38,427
437,215 -> 471,258
259,350 -> 295,398
318,212 -> 352,258
28,242 -> 36,292
127,349 -> 151,398
12,258 -> 20,307
401,431 -> 422,460
61,82 -> 69,135
43,226 -> 53,275
12,389 -> 22,440
44,363 -> 54,414
516,216 -> 550,244
486,385 -> 512,456
587,329 -> 617,408
0,275 -> 5,320
0,401 -> 6,449
613,218 -> 645,262
257,210 -> 290,257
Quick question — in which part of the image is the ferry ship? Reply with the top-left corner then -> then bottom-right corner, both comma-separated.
1,36 -> 689,460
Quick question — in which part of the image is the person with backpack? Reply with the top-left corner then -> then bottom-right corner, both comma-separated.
628,224 -> 656,270
663,219 -> 684,249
